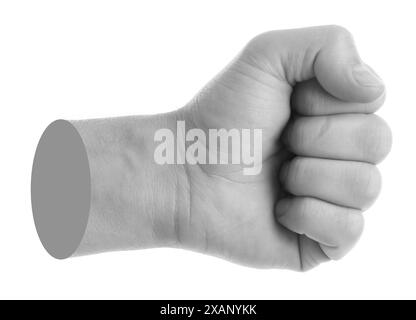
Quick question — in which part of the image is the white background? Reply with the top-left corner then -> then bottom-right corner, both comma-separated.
0,0 -> 415,299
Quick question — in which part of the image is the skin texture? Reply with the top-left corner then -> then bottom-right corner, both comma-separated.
172,26 -> 391,270
43,26 -> 392,271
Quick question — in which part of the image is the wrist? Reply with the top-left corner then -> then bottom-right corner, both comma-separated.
74,112 -> 191,254
32,111 -> 191,258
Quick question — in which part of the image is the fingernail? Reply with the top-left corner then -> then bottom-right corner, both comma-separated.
275,199 -> 291,217
352,64 -> 384,88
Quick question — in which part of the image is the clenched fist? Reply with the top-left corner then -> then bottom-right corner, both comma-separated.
32,26 -> 392,271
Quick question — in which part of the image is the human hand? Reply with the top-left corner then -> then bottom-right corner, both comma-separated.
32,26 -> 392,271
175,26 -> 392,270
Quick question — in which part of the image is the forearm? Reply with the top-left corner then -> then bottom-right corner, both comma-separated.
32,111 -> 189,258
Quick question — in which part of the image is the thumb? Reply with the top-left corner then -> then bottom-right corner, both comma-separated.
242,25 -> 384,103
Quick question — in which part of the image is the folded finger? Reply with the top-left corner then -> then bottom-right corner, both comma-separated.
291,78 -> 385,116
284,114 -> 392,164
276,196 -> 364,261
280,157 -> 382,209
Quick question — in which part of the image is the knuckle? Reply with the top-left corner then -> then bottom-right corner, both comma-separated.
316,116 -> 333,141
324,25 -> 354,43
359,115 -> 392,163
343,213 -> 365,243
287,157 -> 306,191
295,197 -> 312,219
244,31 -> 273,54
323,212 -> 364,261
354,164 -> 382,208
